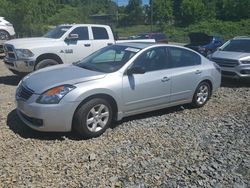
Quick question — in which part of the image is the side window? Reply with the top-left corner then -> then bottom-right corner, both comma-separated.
168,47 -> 201,68
70,27 -> 89,40
92,27 -> 109,40
133,47 -> 169,72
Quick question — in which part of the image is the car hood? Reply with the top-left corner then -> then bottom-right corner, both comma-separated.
212,50 -> 250,60
22,64 -> 106,94
4,37 -> 59,49
188,33 -> 212,46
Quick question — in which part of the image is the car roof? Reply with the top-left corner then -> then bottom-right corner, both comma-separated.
116,42 -> 156,49
116,42 -> 189,50
59,23 -> 110,27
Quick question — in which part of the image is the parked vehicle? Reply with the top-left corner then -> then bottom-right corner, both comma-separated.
16,43 -> 221,138
129,32 -> 168,43
0,17 -> 15,54
210,36 -> 250,79
185,33 -> 223,56
3,24 -> 154,75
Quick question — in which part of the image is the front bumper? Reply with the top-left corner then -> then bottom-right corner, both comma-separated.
16,97 -> 79,132
220,64 -> 250,78
4,57 -> 35,73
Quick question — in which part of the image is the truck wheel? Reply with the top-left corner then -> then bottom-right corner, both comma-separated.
191,82 -> 211,108
73,98 -> 113,138
0,30 -> 10,40
35,59 -> 58,70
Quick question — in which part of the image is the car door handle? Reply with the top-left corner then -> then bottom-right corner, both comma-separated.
107,43 -> 113,46
161,77 -> 170,82
195,70 -> 202,74
84,44 -> 91,47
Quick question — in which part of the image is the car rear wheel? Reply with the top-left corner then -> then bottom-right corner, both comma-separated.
191,82 -> 211,108
35,59 -> 58,70
0,30 -> 10,40
73,98 -> 113,138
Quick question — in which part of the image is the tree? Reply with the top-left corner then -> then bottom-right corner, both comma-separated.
152,0 -> 173,25
124,0 -> 144,25
180,0 -> 205,25
219,0 -> 250,20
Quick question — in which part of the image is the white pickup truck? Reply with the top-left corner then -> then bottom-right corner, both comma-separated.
4,24 -> 154,75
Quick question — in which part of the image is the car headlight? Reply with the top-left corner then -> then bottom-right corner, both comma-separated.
15,49 -> 34,59
37,85 -> 76,104
241,60 -> 250,64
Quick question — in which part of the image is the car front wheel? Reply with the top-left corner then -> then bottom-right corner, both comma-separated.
191,82 -> 211,108
73,98 -> 113,138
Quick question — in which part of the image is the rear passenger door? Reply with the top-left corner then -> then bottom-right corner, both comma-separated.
168,47 -> 202,103
90,26 -> 115,53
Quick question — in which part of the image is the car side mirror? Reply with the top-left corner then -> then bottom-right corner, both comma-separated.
127,66 -> 146,75
66,34 -> 79,41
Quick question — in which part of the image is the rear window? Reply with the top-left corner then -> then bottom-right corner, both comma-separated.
92,27 -> 109,40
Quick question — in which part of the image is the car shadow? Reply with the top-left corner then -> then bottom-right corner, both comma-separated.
0,75 -> 22,86
7,106 -> 185,141
111,105 -> 185,129
221,78 -> 250,88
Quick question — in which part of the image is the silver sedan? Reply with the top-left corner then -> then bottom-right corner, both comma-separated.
16,43 -> 221,138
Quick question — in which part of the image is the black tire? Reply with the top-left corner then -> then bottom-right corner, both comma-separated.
73,98 -> 113,138
191,82 -> 211,108
0,30 -> 10,40
34,59 -> 58,70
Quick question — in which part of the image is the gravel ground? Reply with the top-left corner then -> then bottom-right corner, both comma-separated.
0,59 -> 249,188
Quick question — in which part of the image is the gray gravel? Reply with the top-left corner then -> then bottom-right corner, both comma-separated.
0,59 -> 249,187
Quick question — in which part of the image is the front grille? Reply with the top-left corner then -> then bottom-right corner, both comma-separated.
16,84 -> 34,101
4,44 -> 16,59
212,58 -> 239,67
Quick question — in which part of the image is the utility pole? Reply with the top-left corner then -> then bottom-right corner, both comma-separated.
150,0 -> 153,32
116,0 -> 119,25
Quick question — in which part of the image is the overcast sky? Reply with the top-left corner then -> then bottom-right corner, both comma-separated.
114,0 -> 150,6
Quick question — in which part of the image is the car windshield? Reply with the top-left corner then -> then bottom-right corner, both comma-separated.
74,45 -> 141,73
43,26 -> 72,39
221,39 -> 250,53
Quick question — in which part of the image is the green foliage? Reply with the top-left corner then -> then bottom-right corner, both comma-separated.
180,0 -> 206,25
0,0 -> 249,39
123,0 -> 144,25
220,0 -> 250,20
152,0 -> 173,25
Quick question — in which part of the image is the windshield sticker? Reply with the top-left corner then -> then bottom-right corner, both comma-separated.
125,47 -> 140,53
